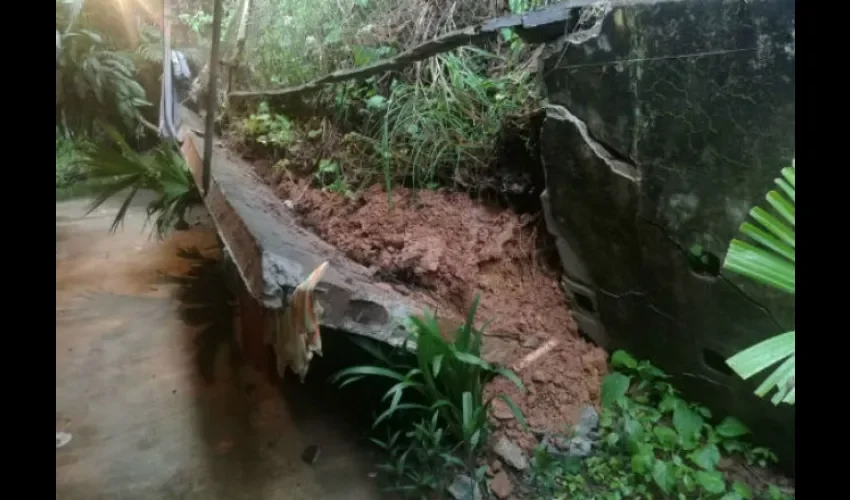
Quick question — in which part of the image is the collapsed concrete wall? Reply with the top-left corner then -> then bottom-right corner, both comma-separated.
538,0 -> 795,471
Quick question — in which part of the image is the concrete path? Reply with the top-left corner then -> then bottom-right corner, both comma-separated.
56,196 -> 384,500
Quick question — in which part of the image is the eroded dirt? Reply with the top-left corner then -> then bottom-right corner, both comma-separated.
252,161 -> 608,450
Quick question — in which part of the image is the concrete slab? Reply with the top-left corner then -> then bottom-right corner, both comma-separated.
178,108 -> 415,349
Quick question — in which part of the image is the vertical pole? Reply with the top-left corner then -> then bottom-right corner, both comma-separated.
202,0 -> 224,196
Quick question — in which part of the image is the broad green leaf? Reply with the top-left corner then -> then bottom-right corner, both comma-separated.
732,480 -> 754,499
611,350 -> 638,369
601,372 -> 631,408
739,222 -> 794,262
652,425 -> 678,448
631,452 -> 652,474
765,191 -> 794,227
715,417 -> 750,438
689,444 -> 721,470
652,460 -> 675,493
659,394 -> 678,414
781,165 -> 794,188
624,416 -> 645,443
366,95 -> 387,110
695,470 -> 726,494
726,331 -> 795,385
673,401 -> 703,441
723,240 -> 794,294
749,207 -> 794,248
775,178 -> 794,201
431,354 -> 443,377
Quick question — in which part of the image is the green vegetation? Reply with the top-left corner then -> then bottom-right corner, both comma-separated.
722,162 -> 795,405
215,0 -> 553,195
56,26 -> 150,137
332,295 -> 526,496
56,134 -> 92,190
342,48 -> 536,191
82,126 -> 200,238
529,350 -> 791,500
56,0 -> 201,236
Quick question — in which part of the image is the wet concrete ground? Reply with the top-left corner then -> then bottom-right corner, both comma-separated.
56,195 -> 384,499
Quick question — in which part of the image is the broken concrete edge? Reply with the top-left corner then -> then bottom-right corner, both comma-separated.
545,104 -> 641,182
177,111 -> 416,350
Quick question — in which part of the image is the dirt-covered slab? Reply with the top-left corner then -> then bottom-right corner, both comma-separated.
178,108 -> 416,348
179,105 -> 608,448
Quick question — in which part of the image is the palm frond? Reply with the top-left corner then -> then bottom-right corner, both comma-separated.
81,125 -> 200,237
722,162 -> 795,405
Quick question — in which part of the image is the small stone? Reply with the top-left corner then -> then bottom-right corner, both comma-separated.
301,444 -> 321,465
522,334 -> 542,349
491,399 -> 514,421
567,436 -> 594,458
447,474 -> 482,500
493,436 -> 528,471
551,436 -> 570,450
56,432 -> 73,449
283,199 -> 295,210
531,370 -> 548,383
489,471 -> 514,499
553,375 -> 568,388
573,406 -> 600,438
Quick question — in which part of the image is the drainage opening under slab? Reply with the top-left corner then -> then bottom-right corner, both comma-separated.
687,244 -> 721,279
573,292 -> 597,314
702,348 -> 735,377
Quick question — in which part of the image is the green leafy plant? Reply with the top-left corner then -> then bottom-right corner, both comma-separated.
349,48 -> 536,193
56,133 -> 93,189
369,410 -> 487,495
529,350 -> 792,500
83,125 -> 201,238
56,27 -> 150,136
722,162 -> 795,405
332,295 -> 526,495
238,103 -> 297,152
314,159 -> 352,195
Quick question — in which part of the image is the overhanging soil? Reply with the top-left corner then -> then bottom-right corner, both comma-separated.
250,159 -> 608,450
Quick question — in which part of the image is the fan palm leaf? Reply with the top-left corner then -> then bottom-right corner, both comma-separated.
723,162 -> 795,405
83,124 -> 200,237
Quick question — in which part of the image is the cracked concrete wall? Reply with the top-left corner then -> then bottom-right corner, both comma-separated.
538,0 -> 795,472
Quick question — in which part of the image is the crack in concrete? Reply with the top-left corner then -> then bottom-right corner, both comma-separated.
596,288 -> 680,325
638,217 -> 785,331
682,371 -> 725,387
545,103 -> 641,182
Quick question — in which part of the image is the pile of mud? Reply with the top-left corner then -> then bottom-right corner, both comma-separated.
252,161 -> 609,449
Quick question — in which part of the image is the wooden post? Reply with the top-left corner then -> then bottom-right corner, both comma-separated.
202,0 -> 224,195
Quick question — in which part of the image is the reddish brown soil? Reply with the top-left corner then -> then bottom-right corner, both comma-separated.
252,161 -> 608,450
